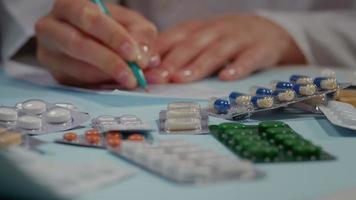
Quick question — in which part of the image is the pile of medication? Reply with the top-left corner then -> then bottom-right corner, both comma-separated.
209,121 -> 335,163
109,139 -> 261,184
207,75 -> 349,120
159,102 -> 209,134
0,99 -> 90,134
319,101 -> 356,131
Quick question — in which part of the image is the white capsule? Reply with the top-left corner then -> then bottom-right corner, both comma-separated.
22,100 -> 47,115
168,102 -> 200,110
18,115 -> 42,130
165,118 -> 201,131
54,103 -> 78,111
166,108 -> 201,119
45,108 -> 72,124
0,107 -> 18,122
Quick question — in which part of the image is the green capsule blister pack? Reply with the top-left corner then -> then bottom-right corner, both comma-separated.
209,121 -> 335,163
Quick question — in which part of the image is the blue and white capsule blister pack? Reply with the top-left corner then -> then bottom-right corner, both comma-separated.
0,99 -> 90,134
159,102 -> 209,134
108,139 -> 261,184
319,101 -> 356,131
207,75 -> 351,120
92,115 -> 152,133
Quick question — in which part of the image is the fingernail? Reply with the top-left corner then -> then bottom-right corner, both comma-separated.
119,41 -> 138,61
145,69 -> 170,84
180,69 -> 193,78
117,70 -> 137,89
220,68 -> 241,81
147,55 -> 161,68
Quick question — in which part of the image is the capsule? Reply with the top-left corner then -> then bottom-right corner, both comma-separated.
249,86 -> 273,96
293,84 -> 317,96
289,75 -> 313,85
313,77 -> 338,90
209,98 -> 230,114
229,92 -> 252,106
272,89 -> 295,102
251,96 -> 274,109
270,81 -> 294,90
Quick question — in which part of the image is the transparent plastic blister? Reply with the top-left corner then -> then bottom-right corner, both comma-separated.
108,139 -> 262,184
206,75 -> 351,120
158,102 -> 209,134
91,115 -> 152,133
0,99 -> 90,135
0,128 -> 45,150
319,101 -> 356,131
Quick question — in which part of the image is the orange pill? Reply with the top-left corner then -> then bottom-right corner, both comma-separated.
128,134 -> 144,142
86,134 -> 101,144
63,132 -> 78,142
106,137 -> 121,148
106,131 -> 122,139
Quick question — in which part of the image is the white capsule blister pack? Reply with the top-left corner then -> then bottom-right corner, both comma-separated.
159,102 -> 209,134
206,75 -> 351,121
0,99 -> 90,135
91,114 -> 152,133
109,139 -> 261,184
319,101 -> 356,130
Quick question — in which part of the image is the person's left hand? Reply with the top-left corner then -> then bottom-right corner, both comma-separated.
145,15 -> 306,83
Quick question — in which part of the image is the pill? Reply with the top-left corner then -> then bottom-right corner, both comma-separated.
85,129 -> 100,137
54,103 -> 78,111
290,75 -> 313,85
259,121 -> 288,132
168,102 -> 200,110
0,132 -> 22,148
22,100 -> 47,115
250,86 -> 273,96
229,92 -> 252,106
219,122 -> 246,131
270,81 -> 294,90
0,107 -> 18,121
166,108 -> 201,119
106,137 -> 121,148
293,83 -> 317,96
63,132 -> 78,142
251,96 -> 274,108
165,118 -> 201,131
105,131 -> 122,139
45,108 -> 72,124
17,115 -> 42,130
272,89 -> 295,102
128,134 -> 145,141
314,77 -> 338,90
213,98 -> 230,114
119,115 -> 141,124
86,134 -> 101,144
93,115 -> 116,124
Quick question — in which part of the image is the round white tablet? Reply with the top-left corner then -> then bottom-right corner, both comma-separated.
18,115 -> 42,130
22,100 -> 47,115
45,108 -> 72,124
0,107 -> 18,121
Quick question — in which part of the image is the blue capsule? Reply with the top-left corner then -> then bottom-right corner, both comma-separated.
289,75 -> 312,84
229,92 -> 245,103
273,81 -> 294,90
252,87 -> 273,96
214,99 -> 230,114
313,77 -> 337,90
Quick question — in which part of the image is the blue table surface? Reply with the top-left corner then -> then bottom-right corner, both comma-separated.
1,66 -> 356,200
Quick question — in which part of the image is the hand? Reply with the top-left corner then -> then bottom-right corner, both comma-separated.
36,0 -> 160,89
145,15 -> 306,83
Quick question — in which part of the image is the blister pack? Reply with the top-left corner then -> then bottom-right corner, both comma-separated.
108,139 -> 262,184
319,101 -> 356,131
158,102 -> 209,134
0,99 -> 90,135
56,115 -> 152,148
0,128 -> 44,150
209,121 -> 335,163
206,75 -> 351,120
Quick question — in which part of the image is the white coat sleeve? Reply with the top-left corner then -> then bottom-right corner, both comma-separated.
258,10 -> 356,69
0,0 -> 54,61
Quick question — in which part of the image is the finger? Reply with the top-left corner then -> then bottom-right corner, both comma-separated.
219,43 -> 281,81
108,4 -> 160,68
172,38 -> 244,83
157,20 -> 205,55
146,28 -> 220,84
37,46 -> 112,84
52,0 -> 141,63
36,17 -> 137,89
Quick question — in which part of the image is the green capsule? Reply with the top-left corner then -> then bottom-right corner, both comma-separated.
265,146 -> 279,158
219,122 -> 246,131
246,145 -> 267,159
208,125 -> 220,136
259,121 -> 289,132
245,125 -> 259,130
265,127 -> 296,139
274,134 -> 300,145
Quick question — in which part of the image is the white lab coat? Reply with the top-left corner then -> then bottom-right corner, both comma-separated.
1,0 -> 356,69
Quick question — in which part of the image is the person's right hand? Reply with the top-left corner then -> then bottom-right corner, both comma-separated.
36,0 -> 160,89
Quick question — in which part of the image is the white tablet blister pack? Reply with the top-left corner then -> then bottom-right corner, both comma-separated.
91,115 -> 152,133
1,148 -> 134,198
0,99 -> 90,135
109,139 -> 262,184
206,75 -> 351,121
159,102 -> 209,134
319,101 -> 356,130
